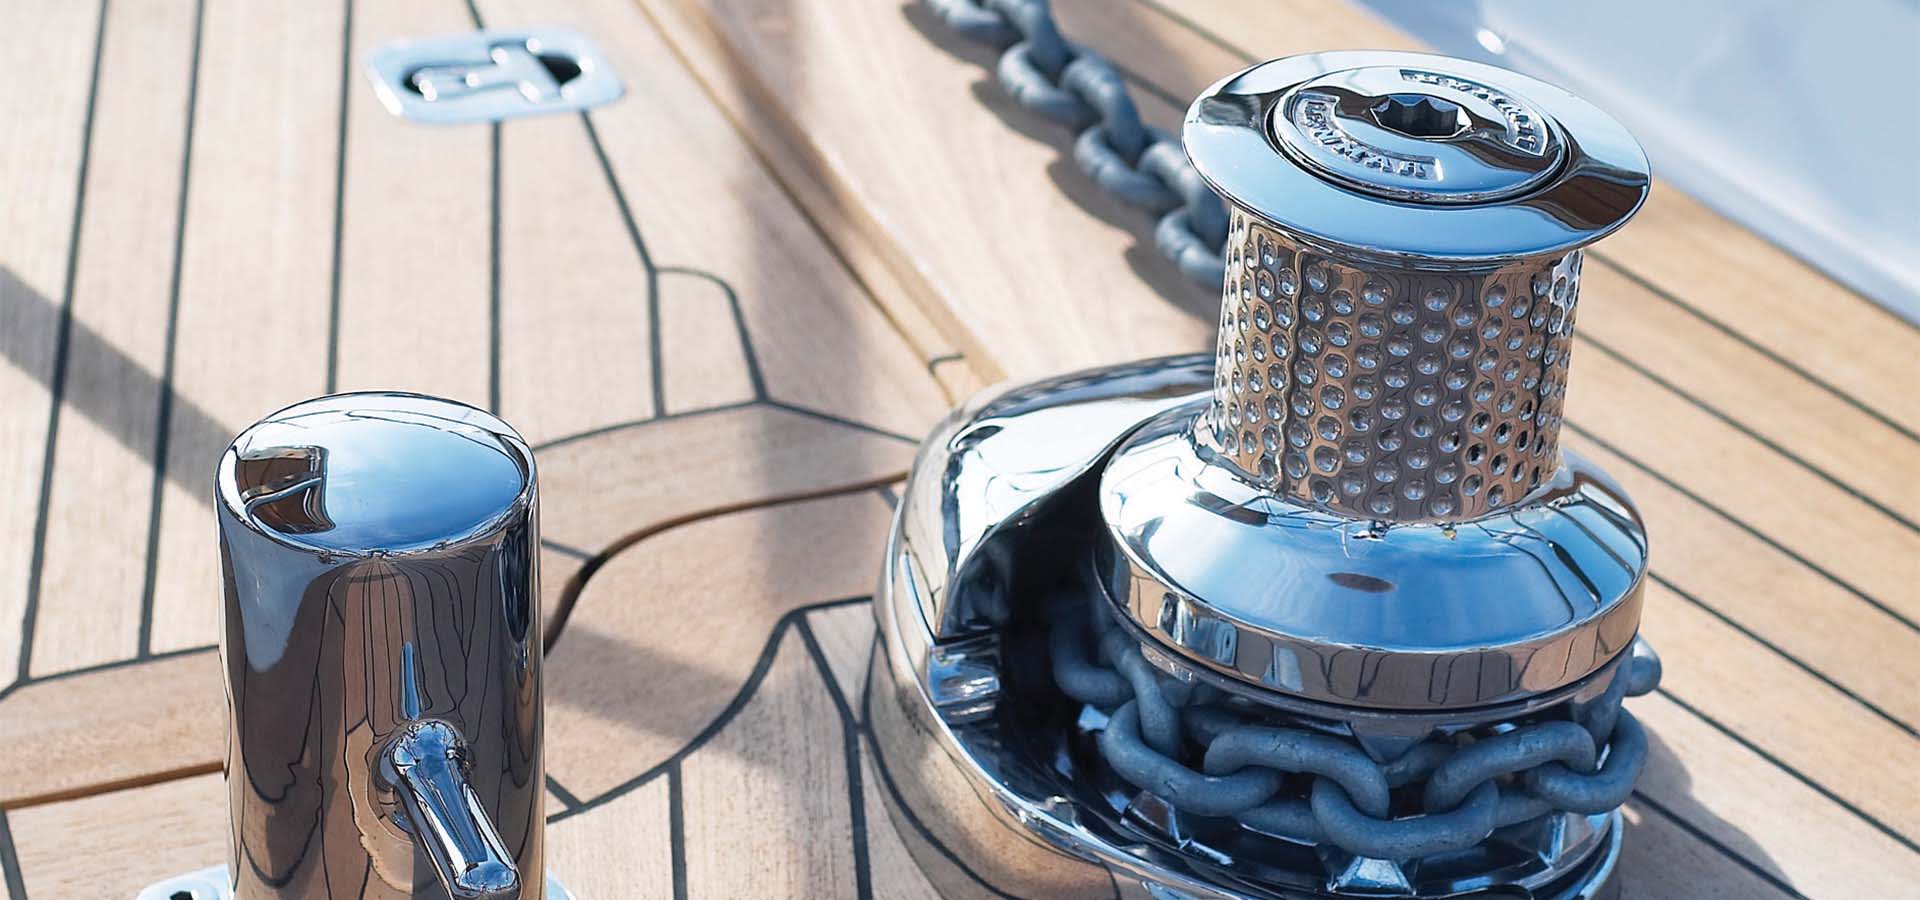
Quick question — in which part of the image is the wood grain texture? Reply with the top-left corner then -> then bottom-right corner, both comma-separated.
9,772 -> 226,899
28,0 -> 197,677
331,0 -> 493,406
0,649 -> 220,810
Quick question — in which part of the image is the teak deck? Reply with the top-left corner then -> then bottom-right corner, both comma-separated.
1,1 -> 1914,897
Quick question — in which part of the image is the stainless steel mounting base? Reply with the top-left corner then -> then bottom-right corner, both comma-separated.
871,354 -> 1642,899
134,867 -> 576,900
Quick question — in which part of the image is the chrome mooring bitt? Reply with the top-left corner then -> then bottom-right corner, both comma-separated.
873,52 -> 1660,899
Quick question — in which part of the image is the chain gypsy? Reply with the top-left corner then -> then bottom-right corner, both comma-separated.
1047,590 -> 1661,862
920,0 -> 1227,285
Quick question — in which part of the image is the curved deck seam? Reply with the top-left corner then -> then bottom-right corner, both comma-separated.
541,466 -> 907,649
545,595 -> 871,822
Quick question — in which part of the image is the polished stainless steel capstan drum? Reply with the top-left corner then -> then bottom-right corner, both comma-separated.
873,51 -> 1662,899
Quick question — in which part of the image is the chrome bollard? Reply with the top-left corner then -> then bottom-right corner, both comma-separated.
873,52 -> 1659,899
136,393 -> 566,900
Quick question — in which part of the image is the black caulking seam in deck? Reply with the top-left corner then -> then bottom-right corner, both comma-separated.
467,0 -> 501,416
19,0 -> 111,683
657,266 -> 770,402
576,112 -> 667,418
1629,791 -> 1807,898
1651,571 -> 1916,738
323,0 -> 352,396
0,643 -> 214,706
136,0 -> 206,661
668,761 -> 689,900
1564,421 -> 1914,634
546,774 -> 582,811
764,399 -> 921,445
1658,687 -> 1920,855
1577,332 -> 1918,534
0,810 -> 25,900
798,617 -> 875,900
924,352 -> 965,375
488,121 -> 502,415
529,399 -> 757,452
1587,252 -> 1920,443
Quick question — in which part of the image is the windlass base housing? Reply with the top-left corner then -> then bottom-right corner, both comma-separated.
873,52 -> 1660,899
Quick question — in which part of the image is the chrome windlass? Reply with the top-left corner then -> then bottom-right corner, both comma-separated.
873,51 -> 1658,899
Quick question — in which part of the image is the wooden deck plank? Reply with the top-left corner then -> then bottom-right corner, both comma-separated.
1574,262 -> 1918,524
531,405 -> 914,634
546,777 -> 677,898
1567,434 -> 1920,730
858,736 -> 945,900
1566,348 -> 1918,614
0,649 -> 221,811
680,627 -> 860,898
1640,581 -> 1920,838
1616,800 -> 1800,899
28,0 -> 197,676
658,269 -> 761,414
1633,691 -> 1919,896
0,0 -> 103,686
807,598 -> 880,715
9,772 -> 226,900
144,0 -> 348,657
331,0 -> 493,406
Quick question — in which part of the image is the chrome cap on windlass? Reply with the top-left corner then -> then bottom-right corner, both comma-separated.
1185,51 -> 1650,262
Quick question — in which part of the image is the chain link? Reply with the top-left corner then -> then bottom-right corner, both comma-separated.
1049,591 -> 1660,862
921,0 -> 1228,286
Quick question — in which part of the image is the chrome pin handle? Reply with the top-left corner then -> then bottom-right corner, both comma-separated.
382,720 -> 520,899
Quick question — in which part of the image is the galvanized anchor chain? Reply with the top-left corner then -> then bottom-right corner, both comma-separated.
1048,591 -> 1662,861
921,0 -> 1228,285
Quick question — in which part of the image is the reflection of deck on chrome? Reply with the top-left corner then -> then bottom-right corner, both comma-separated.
0,0 -> 1915,897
